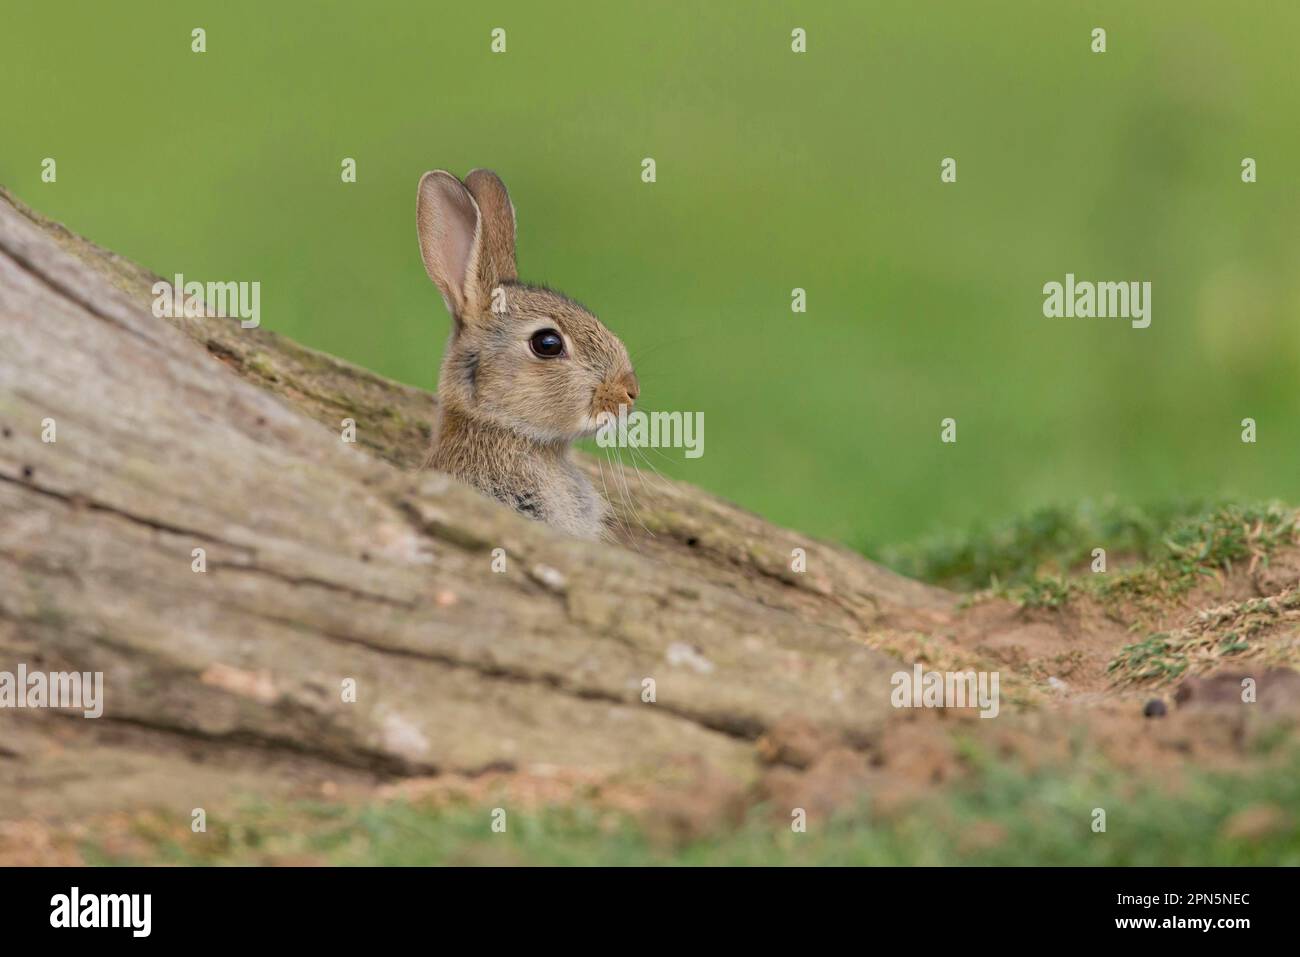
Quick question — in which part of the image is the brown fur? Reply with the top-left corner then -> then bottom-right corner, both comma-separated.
416,169 -> 638,540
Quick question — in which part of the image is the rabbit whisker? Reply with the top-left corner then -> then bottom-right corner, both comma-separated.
625,442 -> 658,497
604,448 -> 645,545
596,451 -> 636,544
628,442 -> 674,496
629,438 -> 685,471
613,446 -> 655,540
626,332 -> 707,364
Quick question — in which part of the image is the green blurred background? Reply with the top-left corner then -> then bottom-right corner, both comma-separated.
4,0 -> 1297,553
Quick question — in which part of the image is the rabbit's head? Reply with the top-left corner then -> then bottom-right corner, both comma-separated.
417,169 -> 638,443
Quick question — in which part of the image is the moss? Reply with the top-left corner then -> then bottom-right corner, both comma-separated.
243,352 -> 282,383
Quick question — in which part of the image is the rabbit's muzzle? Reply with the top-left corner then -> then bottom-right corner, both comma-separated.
592,370 -> 639,418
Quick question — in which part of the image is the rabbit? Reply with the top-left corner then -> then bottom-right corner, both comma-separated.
416,168 -> 639,541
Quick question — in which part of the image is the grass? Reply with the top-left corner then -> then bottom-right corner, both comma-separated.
886,501 -> 1299,620
1016,574 -> 1074,610
1106,632 -> 1191,685
81,742 -> 1300,867
1108,587 -> 1300,686
1159,504 -> 1300,579
893,501 -> 1300,686
1093,503 -> 1299,610
875,498 -> 1220,591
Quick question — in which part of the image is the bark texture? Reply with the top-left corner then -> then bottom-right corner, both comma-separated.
0,188 -> 956,818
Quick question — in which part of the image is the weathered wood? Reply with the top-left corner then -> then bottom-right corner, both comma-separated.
0,187 -> 956,817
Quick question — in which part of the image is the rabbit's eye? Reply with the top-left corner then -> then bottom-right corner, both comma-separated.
529,329 -> 566,358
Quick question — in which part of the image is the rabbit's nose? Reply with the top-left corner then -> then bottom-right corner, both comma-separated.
620,372 -> 640,405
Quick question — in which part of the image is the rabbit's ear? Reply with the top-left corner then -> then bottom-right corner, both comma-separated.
464,169 -> 517,284
417,170 -> 483,323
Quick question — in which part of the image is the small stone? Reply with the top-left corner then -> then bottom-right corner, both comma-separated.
1143,698 -> 1167,718
529,564 -> 567,592
666,642 -> 714,674
199,663 -> 277,703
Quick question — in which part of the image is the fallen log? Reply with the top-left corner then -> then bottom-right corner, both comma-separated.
0,187 -> 955,819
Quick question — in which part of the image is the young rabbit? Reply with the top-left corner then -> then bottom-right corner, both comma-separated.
416,168 -> 639,540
